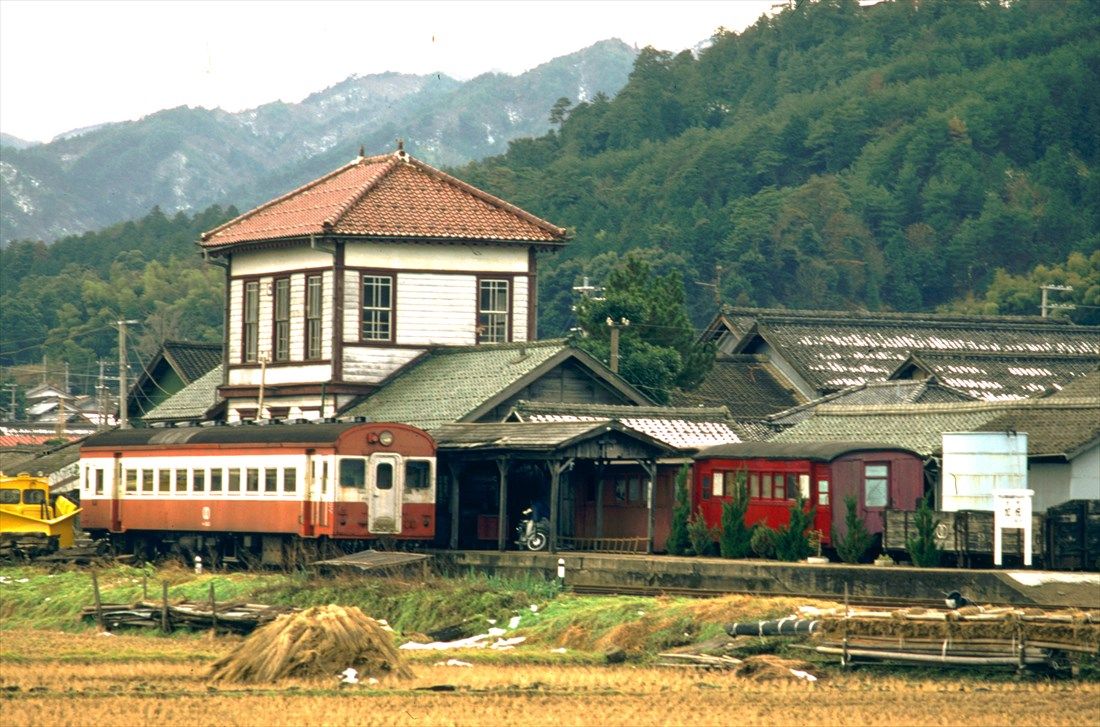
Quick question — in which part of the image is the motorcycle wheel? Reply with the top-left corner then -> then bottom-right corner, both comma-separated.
525,531 -> 548,551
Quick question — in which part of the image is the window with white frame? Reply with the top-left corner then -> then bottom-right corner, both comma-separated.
478,279 -> 509,343
362,274 -> 393,341
864,463 -> 889,508
243,281 -> 260,363
306,274 -> 323,359
273,277 -> 290,362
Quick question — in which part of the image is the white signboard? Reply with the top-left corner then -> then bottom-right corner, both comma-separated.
993,489 -> 1034,567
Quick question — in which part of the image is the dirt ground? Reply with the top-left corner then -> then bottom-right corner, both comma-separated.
2,630 -> 1098,727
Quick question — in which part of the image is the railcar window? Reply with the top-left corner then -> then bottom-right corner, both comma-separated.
864,464 -> 888,508
339,459 -> 365,488
23,489 -> 45,504
94,469 -> 105,496
322,462 -> 329,493
0,489 -> 19,504
799,474 -> 811,500
749,473 -> 761,499
228,468 -> 241,493
712,471 -> 725,498
818,480 -> 830,506
194,470 -> 206,493
265,468 -> 278,494
142,469 -> 153,493
405,460 -> 430,489
176,470 -> 187,493
159,470 -> 171,493
126,469 -> 137,493
247,468 -> 260,493
375,462 -> 393,490
210,469 -> 222,493
284,468 -> 297,494
785,473 -> 798,500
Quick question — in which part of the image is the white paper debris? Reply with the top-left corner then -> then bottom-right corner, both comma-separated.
340,667 -> 359,684
487,627 -> 506,637
487,618 -> 497,625
529,604 -> 539,613
508,615 -> 522,629
551,647 -> 568,654
789,669 -> 817,682
434,658 -> 473,667
97,631 -> 115,637
490,636 -> 526,650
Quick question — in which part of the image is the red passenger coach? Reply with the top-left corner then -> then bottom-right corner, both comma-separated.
693,442 -> 926,547
78,421 -> 436,565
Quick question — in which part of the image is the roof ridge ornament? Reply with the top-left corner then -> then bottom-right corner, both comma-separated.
395,138 -> 409,163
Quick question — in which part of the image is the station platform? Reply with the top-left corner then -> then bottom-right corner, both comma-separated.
431,550 -> 1100,609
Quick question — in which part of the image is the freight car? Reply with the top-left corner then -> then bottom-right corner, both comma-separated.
78,420 -> 436,566
692,442 -> 926,548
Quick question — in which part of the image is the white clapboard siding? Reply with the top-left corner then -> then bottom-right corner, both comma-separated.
322,271 -> 334,360
513,275 -> 529,342
227,279 -> 243,363
256,276 -> 274,362
344,242 -> 528,273
395,273 -> 477,346
343,347 -> 424,384
289,274 -> 305,360
232,247 -> 333,276
343,269 -> 359,344
227,363 -> 333,386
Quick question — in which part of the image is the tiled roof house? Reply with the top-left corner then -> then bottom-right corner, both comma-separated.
129,341 -> 222,421
198,144 -> 569,422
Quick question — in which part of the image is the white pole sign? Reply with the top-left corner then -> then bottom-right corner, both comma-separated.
993,489 -> 1034,567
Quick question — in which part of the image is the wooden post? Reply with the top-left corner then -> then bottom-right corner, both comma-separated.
142,573 -> 148,599
595,477 -> 605,539
496,458 -> 509,552
209,582 -> 217,634
161,581 -> 170,633
91,571 -> 105,632
547,458 -> 574,554
641,460 -> 657,555
448,462 -> 462,551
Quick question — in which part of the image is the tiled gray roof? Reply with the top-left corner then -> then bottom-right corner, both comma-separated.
434,420 -> 617,450
143,365 -> 223,422
772,398 -> 1100,458
163,341 -> 222,383
722,307 -> 1099,394
893,350 -> 1099,400
767,380 -> 975,427
672,354 -> 804,417
343,340 -> 593,431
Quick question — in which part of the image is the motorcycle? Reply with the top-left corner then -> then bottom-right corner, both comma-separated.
515,507 -> 550,551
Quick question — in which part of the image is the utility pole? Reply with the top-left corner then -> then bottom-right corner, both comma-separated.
55,392 -> 66,440
64,361 -> 70,394
97,360 -> 107,429
606,317 -> 630,374
1040,284 -> 1074,318
117,319 -> 139,429
256,353 -> 270,420
695,264 -> 723,309
2,383 -> 16,421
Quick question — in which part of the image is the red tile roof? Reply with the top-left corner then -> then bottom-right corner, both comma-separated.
201,148 -> 568,249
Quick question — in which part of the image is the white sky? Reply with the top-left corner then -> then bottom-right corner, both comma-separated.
0,0 -> 775,143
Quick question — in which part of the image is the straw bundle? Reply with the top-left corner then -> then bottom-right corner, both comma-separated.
208,604 -> 413,683
732,655 -> 820,682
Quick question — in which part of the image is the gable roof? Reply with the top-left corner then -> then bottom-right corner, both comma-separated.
672,353 -> 805,418
433,420 -> 677,456
890,350 -> 1099,400
717,307 -> 1099,395
161,341 -> 223,383
767,380 -> 976,428
509,401 -> 741,450
200,147 -> 568,250
142,365 -> 224,423
341,340 -> 650,431
771,397 -> 1100,459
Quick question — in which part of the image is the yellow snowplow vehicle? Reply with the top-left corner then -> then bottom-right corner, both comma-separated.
0,473 -> 81,557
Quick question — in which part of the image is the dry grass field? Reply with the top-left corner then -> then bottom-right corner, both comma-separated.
2,629 -> 1098,727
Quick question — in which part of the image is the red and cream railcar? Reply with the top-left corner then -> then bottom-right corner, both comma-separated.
693,442 -> 926,546
78,421 -> 436,564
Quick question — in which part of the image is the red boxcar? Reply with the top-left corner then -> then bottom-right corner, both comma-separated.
78,421 -> 436,564
692,442 -> 925,545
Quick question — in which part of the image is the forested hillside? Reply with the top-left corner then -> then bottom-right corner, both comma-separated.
458,0 -> 1100,332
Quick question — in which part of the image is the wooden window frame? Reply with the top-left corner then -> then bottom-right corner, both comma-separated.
273,277 -> 291,362
477,277 -> 511,343
361,273 -> 395,343
305,274 -> 323,360
243,280 -> 260,363
864,462 -> 890,509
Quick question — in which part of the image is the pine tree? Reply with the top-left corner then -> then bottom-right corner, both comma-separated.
835,495 -> 873,564
907,493 -> 942,568
718,471 -> 753,558
774,495 -> 816,562
665,465 -> 692,555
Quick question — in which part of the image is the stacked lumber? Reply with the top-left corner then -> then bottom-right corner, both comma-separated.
799,604 -> 1099,668
81,599 -> 296,633
208,604 -> 412,683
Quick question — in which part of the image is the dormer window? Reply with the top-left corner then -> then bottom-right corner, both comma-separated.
478,278 -> 510,343
362,274 -> 394,342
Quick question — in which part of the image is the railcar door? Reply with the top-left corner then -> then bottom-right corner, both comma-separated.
110,453 -> 123,532
368,453 -> 402,534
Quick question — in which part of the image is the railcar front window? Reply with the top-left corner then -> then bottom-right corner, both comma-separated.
864,464 -> 889,508
375,462 -> 394,490
339,459 -> 366,488
0,489 -> 19,504
406,460 -> 431,489
22,489 -> 45,504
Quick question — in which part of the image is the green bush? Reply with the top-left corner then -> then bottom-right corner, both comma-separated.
907,493 -> 942,568
750,525 -> 777,558
835,495 -> 873,564
774,496 -> 816,562
665,465 -> 691,555
687,511 -> 718,556
718,472 -> 753,559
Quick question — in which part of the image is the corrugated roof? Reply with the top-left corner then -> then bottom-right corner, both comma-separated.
142,365 -> 223,423
772,398 -> 1100,458
673,353 -> 804,417
722,307 -> 1100,394
201,149 -> 567,249
342,340 -> 574,431
695,441 -> 922,462
892,350 -> 1099,400
767,380 -> 975,427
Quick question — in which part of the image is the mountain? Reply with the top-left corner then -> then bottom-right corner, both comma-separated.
0,39 -> 637,246
0,133 -> 37,150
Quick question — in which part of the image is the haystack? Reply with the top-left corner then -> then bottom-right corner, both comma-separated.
208,605 -> 413,683
732,655 -> 820,682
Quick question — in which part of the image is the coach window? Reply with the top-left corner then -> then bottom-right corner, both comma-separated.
142,468 -> 153,494
712,471 -> 725,498
339,459 -> 366,488
126,469 -> 138,494
228,468 -> 241,494
284,468 -> 298,495
799,474 -> 811,500
246,468 -> 260,494
265,468 -> 278,495
175,469 -> 187,493
194,469 -> 206,494
405,460 -> 431,490
94,468 -> 105,496
864,464 -> 889,508
817,480 -> 830,507
321,461 -> 330,494
158,469 -> 170,494
210,469 -> 223,493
